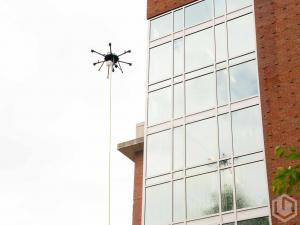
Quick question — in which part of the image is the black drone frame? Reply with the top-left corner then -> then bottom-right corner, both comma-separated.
91,43 -> 132,78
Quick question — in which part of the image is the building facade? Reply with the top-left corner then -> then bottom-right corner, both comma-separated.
118,1 -> 300,225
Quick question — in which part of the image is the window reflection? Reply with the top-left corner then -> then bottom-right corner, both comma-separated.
150,13 -> 172,40
173,179 -> 185,222
174,83 -> 184,118
238,217 -> 270,225
149,42 -> 172,84
215,23 -> 227,62
185,0 -> 212,28
185,28 -> 214,72
227,0 -> 253,13
174,9 -> 183,32
221,169 -> 234,212
174,38 -> 184,76
173,126 -> 185,170
186,117 -> 218,167
218,114 -> 232,158
217,69 -> 229,106
215,0 -> 226,17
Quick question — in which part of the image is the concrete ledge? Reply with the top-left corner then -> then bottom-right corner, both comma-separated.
117,137 -> 144,161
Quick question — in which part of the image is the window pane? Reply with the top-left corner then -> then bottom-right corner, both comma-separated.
150,13 -> 172,40
215,0 -> 226,17
238,217 -> 269,225
186,117 -> 218,167
221,169 -> 234,212
173,179 -> 185,222
185,28 -> 214,72
149,42 -> 172,84
187,172 -> 219,219
185,0 -> 212,28
174,126 -> 185,170
230,60 -> 258,102
186,74 -> 215,115
228,14 -> 255,58
232,106 -> 263,156
148,87 -> 171,125
174,83 -> 184,118
217,69 -> 229,106
174,38 -> 184,76
235,162 -> 268,209
147,130 -> 171,177
145,183 -> 172,225
215,23 -> 227,62
227,0 -> 253,13
224,223 -> 235,225
218,114 -> 232,158
174,9 -> 184,32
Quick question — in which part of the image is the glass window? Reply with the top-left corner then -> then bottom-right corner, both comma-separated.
145,183 -> 172,225
149,42 -> 172,84
235,162 -> 268,209
238,217 -> 269,225
217,69 -> 229,106
173,126 -> 185,170
227,0 -> 253,13
186,172 -> 219,219
228,14 -> 255,58
224,223 -> 235,225
173,179 -> 185,222
221,169 -> 234,212
185,28 -> 214,72
232,106 -> 264,156
230,60 -> 258,102
174,9 -> 184,32
186,74 -> 215,115
150,13 -> 172,40
215,23 -> 227,62
185,0 -> 212,28
186,117 -> 218,167
215,0 -> 226,17
174,38 -> 184,76
174,83 -> 184,118
148,87 -> 171,125
146,130 -> 171,177
218,114 -> 232,158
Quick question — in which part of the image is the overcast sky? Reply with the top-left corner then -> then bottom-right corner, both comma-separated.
0,0 -> 147,224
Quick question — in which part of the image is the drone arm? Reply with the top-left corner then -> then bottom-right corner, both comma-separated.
118,50 -> 131,57
98,61 -> 105,71
93,60 -> 104,66
117,62 -> 124,73
91,49 -> 106,57
109,43 -> 112,54
119,61 -> 132,66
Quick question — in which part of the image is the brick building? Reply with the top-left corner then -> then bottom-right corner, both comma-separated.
118,0 -> 300,225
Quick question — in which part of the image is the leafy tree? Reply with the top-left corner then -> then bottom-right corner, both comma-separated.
272,146 -> 300,195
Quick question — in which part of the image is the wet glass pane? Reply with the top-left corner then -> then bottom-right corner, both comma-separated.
227,0 -> 253,13
150,13 -> 172,40
230,60 -> 258,102
228,14 -> 255,58
145,183 -> 172,225
185,0 -> 212,28
146,130 -> 171,177
186,172 -> 219,219
173,126 -> 185,170
148,87 -> 171,125
218,114 -> 232,158
186,117 -> 218,167
238,217 -> 269,225
217,69 -> 229,106
149,42 -> 172,84
173,179 -> 185,222
232,106 -> 263,156
221,169 -> 234,212
174,9 -> 184,32
215,0 -> 226,17
235,162 -> 268,209
174,83 -> 184,118
185,28 -> 214,72
186,74 -> 215,115
174,38 -> 184,76
215,23 -> 227,62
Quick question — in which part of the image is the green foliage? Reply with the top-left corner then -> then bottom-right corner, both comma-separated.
272,146 -> 300,196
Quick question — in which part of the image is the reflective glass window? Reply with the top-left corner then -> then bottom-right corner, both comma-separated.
186,172 -> 219,219
148,87 -> 171,125
227,0 -> 253,13
147,130 -> 171,177
232,106 -> 263,156
173,179 -> 185,222
185,28 -> 214,72
228,14 -> 255,58
235,162 -> 268,209
174,83 -> 184,118
145,183 -> 172,225
149,42 -> 172,84
230,60 -> 258,102
173,126 -> 185,170
174,38 -> 184,76
186,74 -> 215,115
186,117 -> 218,167
217,69 -> 229,106
185,0 -> 212,28
215,0 -> 226,17
215,23 -> 227,62
218,114 -> 232,158
221,169 -> 234,212
150,13 -> 172,40
238,217 -> 269,225
174,9 -> 184,32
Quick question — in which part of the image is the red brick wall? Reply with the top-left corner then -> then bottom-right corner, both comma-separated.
254,0 -> 300,224
147,0 -> 197,19
132,151 -> 144,225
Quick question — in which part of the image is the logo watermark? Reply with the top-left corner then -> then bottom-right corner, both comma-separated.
272,194 -> 297,222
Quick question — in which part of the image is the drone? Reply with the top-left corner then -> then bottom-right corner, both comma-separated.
91,43 -> 132,78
